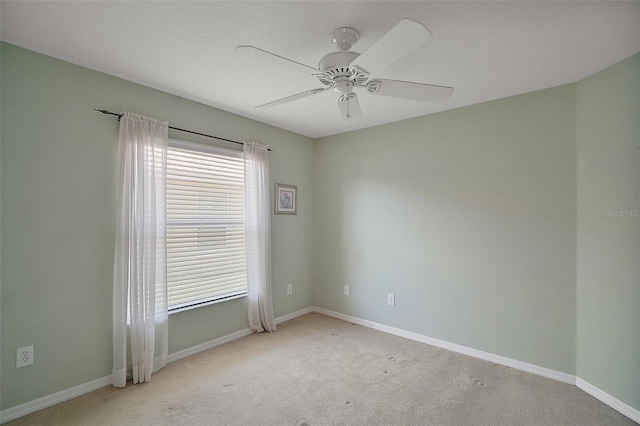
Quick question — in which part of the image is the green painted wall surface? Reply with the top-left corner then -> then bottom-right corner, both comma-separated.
0,43 -> 314,409
576,53 -> 640,410
314,85 -> 578,375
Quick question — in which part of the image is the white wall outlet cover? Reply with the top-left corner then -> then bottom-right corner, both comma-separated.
344,285 -> 350,296
16,345 -> 34,368
287,283 -> 293,295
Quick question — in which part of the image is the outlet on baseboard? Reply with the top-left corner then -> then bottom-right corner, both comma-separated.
17,345 -> 34,368
287,283 -> 293,295
387,293 -> 395,306
344,285 -> 350,296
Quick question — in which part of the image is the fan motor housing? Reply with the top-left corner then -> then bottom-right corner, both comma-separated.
318,51 -> 359,72
317,51 -> 368,87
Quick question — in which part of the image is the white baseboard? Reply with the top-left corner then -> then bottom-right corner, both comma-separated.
576,377 -> 640,423
312,307 -> 575,385
0,306 -> 312,424
3,306 -> 637,424
313,306 -> 639,423
0,375 -> 111,424
167,327 -> 254,364
168,306 -> 313,364
275,306 -> 314,325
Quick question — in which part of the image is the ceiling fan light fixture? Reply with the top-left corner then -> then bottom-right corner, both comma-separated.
334,80 -> 354,96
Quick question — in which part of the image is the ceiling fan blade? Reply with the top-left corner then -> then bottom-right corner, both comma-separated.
236,45 -> 317,74
351,19 -> 432,72
337,92 -> 362,125
256,87 -> 330,109
368,79 -> 454,103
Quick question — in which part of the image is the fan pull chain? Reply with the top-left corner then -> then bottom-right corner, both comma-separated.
346,95 -> 351,119
345,87 -> 352,119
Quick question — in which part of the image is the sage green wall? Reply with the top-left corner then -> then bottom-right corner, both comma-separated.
2,39 -> 639,417
313,85 -> 578,374
576,53 -> 640,410
0,43 -> 314,410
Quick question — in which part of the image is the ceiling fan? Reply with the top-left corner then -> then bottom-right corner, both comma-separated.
237,19 -> 454,125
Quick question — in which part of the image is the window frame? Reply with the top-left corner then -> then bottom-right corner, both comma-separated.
166,139 -> 247,314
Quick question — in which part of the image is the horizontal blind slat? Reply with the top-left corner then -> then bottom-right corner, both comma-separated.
169,278 -> 247,294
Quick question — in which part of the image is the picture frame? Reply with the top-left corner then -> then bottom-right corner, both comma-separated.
274,183 -> 297,215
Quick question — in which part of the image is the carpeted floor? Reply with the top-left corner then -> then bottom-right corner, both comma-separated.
7,313 -> 637,425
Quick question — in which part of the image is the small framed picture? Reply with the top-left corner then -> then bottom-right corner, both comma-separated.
275,184 -> 297,215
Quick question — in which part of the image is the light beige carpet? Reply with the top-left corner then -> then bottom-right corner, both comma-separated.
7,313 -> 636,425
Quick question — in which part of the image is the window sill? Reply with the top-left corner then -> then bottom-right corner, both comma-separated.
168,292 -> 248,315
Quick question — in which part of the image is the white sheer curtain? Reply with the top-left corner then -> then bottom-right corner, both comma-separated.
112,112 -> 169,387
244,142 -> 276,332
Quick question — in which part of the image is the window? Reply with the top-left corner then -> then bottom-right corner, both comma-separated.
166,140 -> 247,312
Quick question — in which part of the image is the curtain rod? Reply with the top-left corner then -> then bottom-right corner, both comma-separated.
94,109 -> 273,152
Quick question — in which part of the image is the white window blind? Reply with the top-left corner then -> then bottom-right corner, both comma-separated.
166,140 -> 247,312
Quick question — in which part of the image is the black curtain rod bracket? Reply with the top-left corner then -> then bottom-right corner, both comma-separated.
94,109 -> 273,151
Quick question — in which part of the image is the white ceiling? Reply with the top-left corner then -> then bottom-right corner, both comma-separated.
2,1 -> 639,139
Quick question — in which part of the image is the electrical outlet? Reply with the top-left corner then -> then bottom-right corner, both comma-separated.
16,345 -> 34,368
344,285 -> 350,296
387,293 -> 395,306
287,283 -> 293,295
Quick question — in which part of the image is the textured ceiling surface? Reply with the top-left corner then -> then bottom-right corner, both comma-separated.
2,1 -> 639,138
